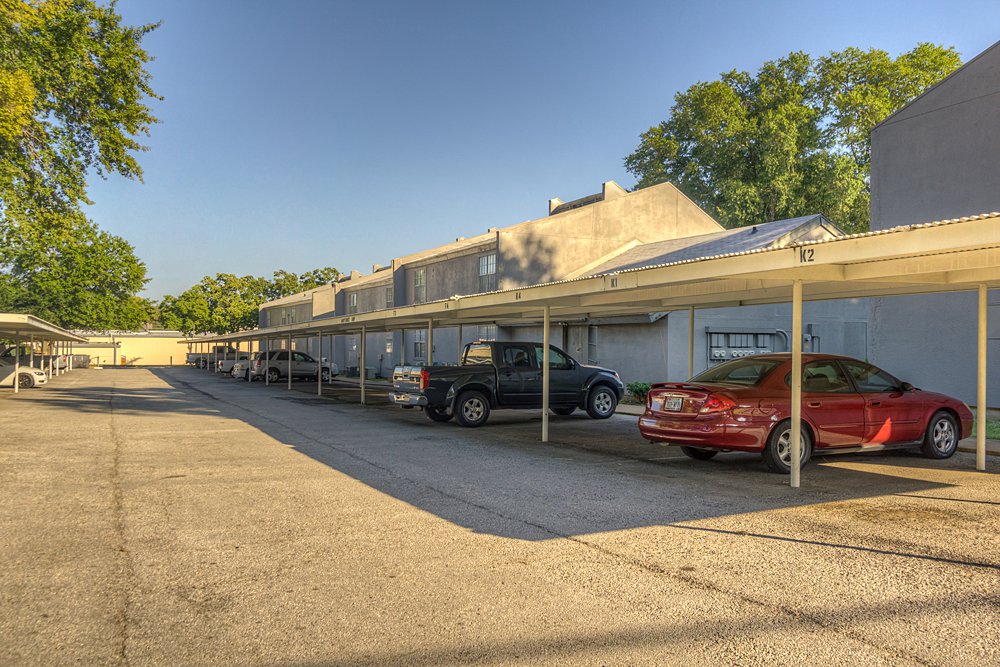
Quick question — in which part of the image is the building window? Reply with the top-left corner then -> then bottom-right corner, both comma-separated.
414,268 -> 426,304
385,333 -> 393,354
478,324 -> 496,341
348,292 -> 358,314
588,326 -> 599,365
413,329 -> 427,359
479,253 -> 497,292
385,286 -> 393,309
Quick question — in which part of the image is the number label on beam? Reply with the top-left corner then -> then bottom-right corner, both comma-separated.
798,247 -> 815,263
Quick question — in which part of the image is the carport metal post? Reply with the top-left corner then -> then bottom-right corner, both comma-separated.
790,279 -> 803,489
13,331 -> 20,394
327,333 -> 334,386
264,338 -> 270,385
977,284 -> 988,472
688,306 -> 695,379
427,320 -> 433,366
360,325 -> 367,405
542,305 -> 551,443
46,339 -> 52,378
457,324 -> 463,362
316,332 -> 322,396
29,336 -> 34,368
287,334 -> 292,391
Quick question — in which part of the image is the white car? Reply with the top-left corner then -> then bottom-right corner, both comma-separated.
0,359 -> 49,389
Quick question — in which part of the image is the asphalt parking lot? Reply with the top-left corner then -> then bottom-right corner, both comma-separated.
1,367 -> 998,666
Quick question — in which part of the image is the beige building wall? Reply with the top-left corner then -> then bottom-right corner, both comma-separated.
498,181 -> 723,289
82,333 -> 189,366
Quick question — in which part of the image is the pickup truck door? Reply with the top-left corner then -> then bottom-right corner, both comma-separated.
497,344 -> 534,406
525,345 -> 579,405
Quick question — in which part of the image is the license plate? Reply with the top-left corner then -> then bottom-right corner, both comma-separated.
663,397 -> 683,411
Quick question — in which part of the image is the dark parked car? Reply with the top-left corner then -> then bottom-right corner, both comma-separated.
391,340 -> 624,427
638,353 -> 974,473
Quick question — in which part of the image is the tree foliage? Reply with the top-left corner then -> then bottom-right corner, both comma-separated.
160,268 -> 341,335
0,0 -> 160,216
0,0 -> 160,329
0,210 -> 153,328
624,44 -> 962,233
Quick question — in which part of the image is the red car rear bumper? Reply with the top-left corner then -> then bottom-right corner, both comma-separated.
638,412 -> 769,453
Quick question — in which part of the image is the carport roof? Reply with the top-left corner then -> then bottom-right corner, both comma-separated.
0,313 -> 89,342
195,211 -> 1000,341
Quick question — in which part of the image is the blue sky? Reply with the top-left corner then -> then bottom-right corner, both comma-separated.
88,0 -> 1000,299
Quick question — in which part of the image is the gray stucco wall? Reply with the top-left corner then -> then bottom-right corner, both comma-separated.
405,243 -> 496,304
869,41 -> 1000,404
499,300 -> 869,387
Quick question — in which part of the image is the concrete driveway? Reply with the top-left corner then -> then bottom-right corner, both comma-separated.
1,367 -> 997,666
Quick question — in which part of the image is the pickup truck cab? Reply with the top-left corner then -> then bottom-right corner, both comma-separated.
391,340 -> 624,427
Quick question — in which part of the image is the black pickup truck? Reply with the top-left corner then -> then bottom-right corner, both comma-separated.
390,340 -> 624,427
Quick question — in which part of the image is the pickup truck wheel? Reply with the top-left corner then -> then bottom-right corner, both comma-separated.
552,406 -> 576,416
266,368 -> 280,383
425,406 -> 453,423
455,391 -> 490,427
586,386 -> 618,419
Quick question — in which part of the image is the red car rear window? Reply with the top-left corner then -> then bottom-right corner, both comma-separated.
691,358 -> 781,385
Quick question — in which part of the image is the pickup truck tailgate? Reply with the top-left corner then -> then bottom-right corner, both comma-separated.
392,365 -> 424,393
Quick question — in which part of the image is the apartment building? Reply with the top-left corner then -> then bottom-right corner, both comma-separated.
259,180 -> 869,382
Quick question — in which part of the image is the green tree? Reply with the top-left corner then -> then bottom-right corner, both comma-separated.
625,44 -> 961,233
0,0 -> 160,329
0,211 -> 151,329
161,267 -> 341,335
0,0 -> 159,217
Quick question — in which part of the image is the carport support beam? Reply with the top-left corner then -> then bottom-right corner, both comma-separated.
977,284 -> 987,472
688,306 -> 695,379
287,334 -> 292,390
427,320 -> 433,366
13,332 -> 20,394
790,279 -> 803,489
542,305 -> 550,443
264,338 -> 269,385
327,333 -> 333,385
317,332 -> 323,396
360,325 -> 367,405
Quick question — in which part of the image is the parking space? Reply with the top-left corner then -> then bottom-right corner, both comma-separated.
1,366 -> 997,665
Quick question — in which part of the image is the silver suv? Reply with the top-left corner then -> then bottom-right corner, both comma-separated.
250,350 -> 339,383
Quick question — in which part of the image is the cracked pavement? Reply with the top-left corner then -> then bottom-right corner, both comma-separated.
1,367 -> 998,665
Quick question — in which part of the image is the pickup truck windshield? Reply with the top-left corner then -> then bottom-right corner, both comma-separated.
463,343 -> 493,365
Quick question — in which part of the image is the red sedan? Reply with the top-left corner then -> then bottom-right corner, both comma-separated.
638,354 -> 973,473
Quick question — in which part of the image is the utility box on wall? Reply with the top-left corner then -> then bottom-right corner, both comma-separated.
707,328 -> 776,364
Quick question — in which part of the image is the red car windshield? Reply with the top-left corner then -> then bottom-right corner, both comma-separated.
691,358 -> 781,386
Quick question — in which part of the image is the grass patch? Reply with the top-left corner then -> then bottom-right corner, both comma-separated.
970,417 -> 1000,440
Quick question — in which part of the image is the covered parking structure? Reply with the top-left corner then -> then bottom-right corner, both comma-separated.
0,313 -> 89,393
194,213 -> 1000,487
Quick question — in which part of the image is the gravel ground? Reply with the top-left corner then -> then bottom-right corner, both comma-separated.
1,366 -> 997,666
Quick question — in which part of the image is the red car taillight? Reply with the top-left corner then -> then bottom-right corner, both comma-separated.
699,395 -> 736,414
420,369 -> 430,390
